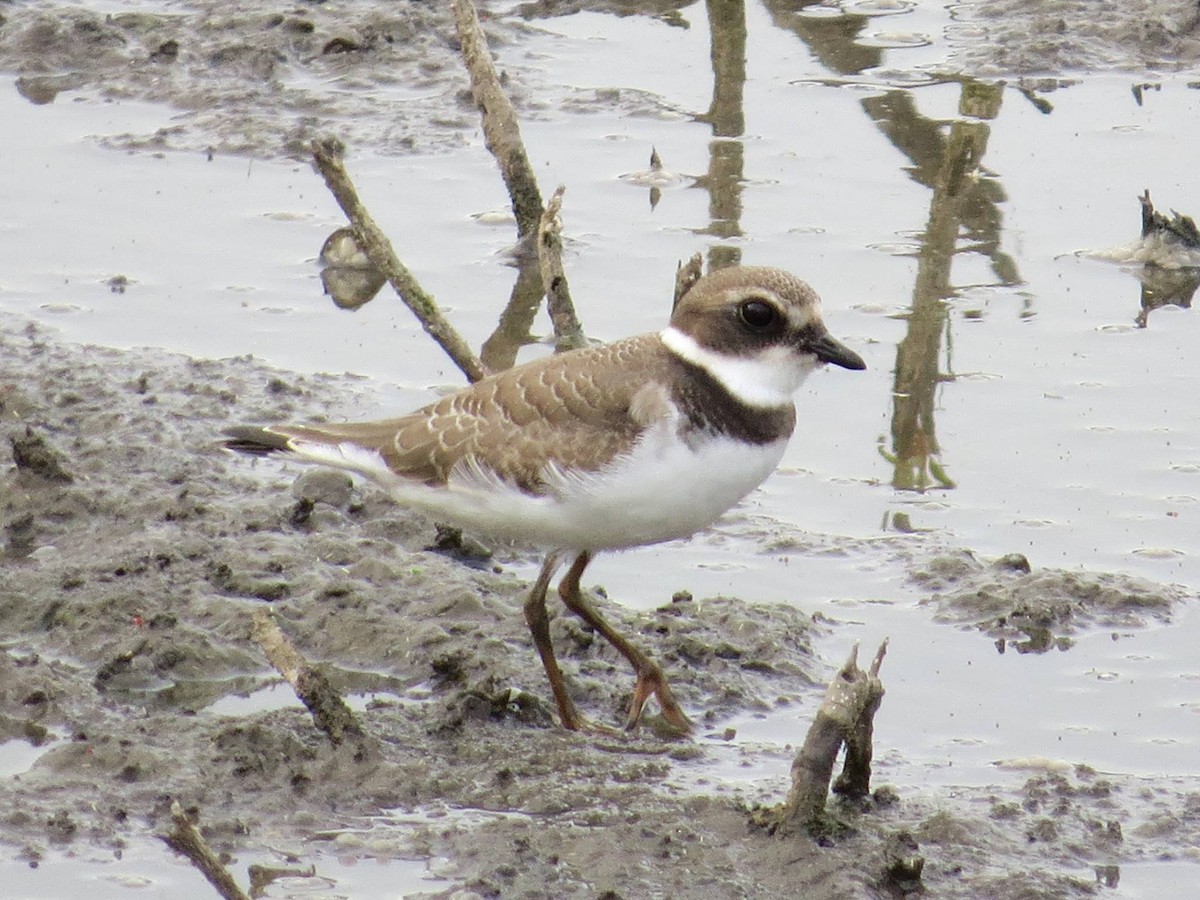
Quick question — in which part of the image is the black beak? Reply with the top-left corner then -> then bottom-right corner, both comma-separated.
806,329 -> 866,371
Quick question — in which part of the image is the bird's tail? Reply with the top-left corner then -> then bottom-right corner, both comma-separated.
222,425 -> 295,457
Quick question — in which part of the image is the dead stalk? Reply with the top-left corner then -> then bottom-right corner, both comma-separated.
250,607 -> 372,754
162,801 -> 252,900
537,187 -> 587,350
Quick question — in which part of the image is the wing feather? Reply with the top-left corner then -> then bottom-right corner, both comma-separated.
227,335 -> 677,495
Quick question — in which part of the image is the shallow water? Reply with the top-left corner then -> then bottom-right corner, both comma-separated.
2,0 -> 1200,888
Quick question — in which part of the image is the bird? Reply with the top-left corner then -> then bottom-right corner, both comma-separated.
224,265 -> 865,734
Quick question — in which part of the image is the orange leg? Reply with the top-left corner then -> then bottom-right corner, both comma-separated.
557,551 -> 691,734
523,550 -> 587,730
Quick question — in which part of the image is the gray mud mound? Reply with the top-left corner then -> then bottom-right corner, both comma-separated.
946,1 -> 1200,74
914,551 -> 1190,652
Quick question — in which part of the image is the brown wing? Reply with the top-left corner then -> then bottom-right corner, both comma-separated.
261,335 -> 676,493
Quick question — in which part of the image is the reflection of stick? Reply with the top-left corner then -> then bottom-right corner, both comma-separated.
162,801 -> 252,900
251,608 -> 372,753
452,0 -> 543,239
538,187 -> 587,350
249,863 -> 319,896
311,137 -> 487,384
479,257 -> 544,371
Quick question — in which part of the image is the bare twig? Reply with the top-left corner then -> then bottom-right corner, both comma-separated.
452,0 -> 586,350
833,640 -> 888,801
752,640 -> 888,837
673,253 -> 704,311
250,608 -> 373,754
537,186 -> 587,350
310,137 -> 487,384
451,0 -> 544,239
785,640 -> 887,830
162,802 -> 251,900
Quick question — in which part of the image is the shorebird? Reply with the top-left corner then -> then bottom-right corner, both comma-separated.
224,266 -> 865,733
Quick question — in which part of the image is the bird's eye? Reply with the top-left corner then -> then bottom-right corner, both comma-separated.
739,299 -> 777,331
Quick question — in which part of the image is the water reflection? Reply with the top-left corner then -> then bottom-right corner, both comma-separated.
514,0 -> 694,23
525,2 -> 1026,497
1082,189 -> 1200,326
1130,190 -> 1200,327
317,220 -> 546,370
318,227 -> 387,311
760,0 -> 882,76
694,0 -> 748,270
867,81 -> 1017,493
480,256 -> 547,371
329,0 -> 1045,424
1135,266 -> 1199,328
752,5 -> 1023,495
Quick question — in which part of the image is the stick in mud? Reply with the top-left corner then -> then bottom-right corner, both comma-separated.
250,608 -> 373,755
757,640 -> 888,835
789,640 -> 887,826
312,0 -> 589,373
310,136 -> 488,384
831,641 -> 888,803
673,253 -> 704,311
537,186 -> 588,350
162,801 -> 252,900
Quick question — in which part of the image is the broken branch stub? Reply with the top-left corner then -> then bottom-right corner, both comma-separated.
162,802 -> 252,900
538,186 -> 587,350
833,640 -> 888,801
452,0 -> 586,351
673,253 -> 704,312
755,640 -> 889,837
251,608 -> 374,757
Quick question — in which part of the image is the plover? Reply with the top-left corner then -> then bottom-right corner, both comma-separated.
224,266 -> 865,733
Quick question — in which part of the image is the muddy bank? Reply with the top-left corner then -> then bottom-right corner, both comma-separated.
0,0 -> 490,157
2,316 -> 1199,898
948,0 -> 1200,75
0,314 -> 832,895
0,0 -> 688,159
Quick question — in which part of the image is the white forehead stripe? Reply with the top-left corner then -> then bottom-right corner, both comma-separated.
660,325 -> 815,408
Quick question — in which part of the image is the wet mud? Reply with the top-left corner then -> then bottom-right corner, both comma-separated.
914,550 -> 1186,653
0,0 -> 493,156
2,316 -> 1198,898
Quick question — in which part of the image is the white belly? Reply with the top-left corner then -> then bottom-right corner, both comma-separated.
378,431 -> 790,553
539,432 -> 789,551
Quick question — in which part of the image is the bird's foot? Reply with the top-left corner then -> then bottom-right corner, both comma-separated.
555,705 -> 622,736
624,666 -> 692,736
